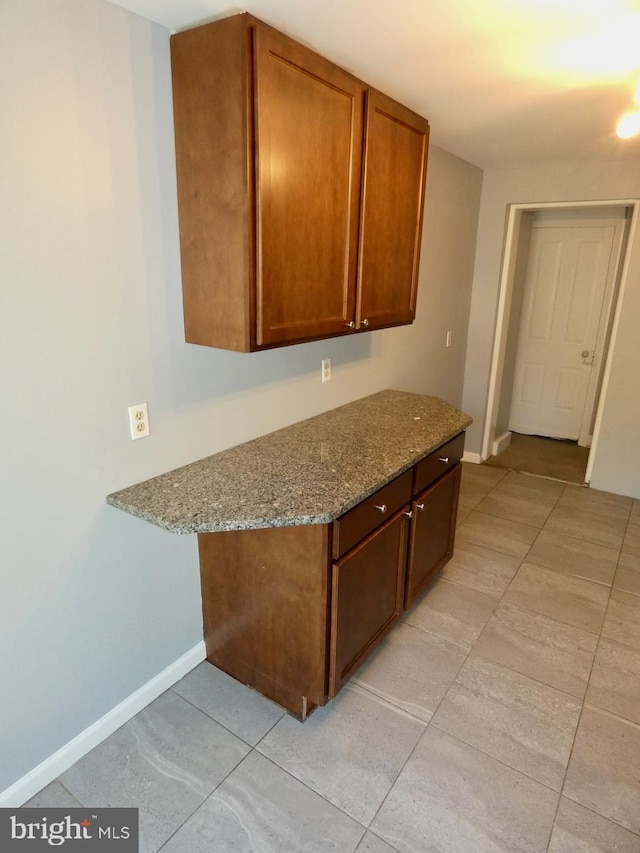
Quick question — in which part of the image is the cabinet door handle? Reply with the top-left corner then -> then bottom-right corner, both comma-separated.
416,503 -> 425,510
361,318 -> 369,327
439,456 -> 449,463
375,504 -> 387,513
345,321 -> 355,329
403,510 -> 413,518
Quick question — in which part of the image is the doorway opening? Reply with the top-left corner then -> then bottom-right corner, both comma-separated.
484,432 -> 589,485
482,200 -> 636,486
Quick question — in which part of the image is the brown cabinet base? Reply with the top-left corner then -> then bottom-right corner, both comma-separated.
197,524 -> 331,720
196,511 -> 410,719
197,436 -> 464,720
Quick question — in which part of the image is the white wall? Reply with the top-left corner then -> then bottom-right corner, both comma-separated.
462,162 -> 640,497
0,0 -> 482,798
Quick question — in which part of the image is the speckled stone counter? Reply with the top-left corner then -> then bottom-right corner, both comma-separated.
107,390 -> 471,534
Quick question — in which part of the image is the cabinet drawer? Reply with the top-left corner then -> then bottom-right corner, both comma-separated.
413,432 -> 465,494
332,469 -> 412,559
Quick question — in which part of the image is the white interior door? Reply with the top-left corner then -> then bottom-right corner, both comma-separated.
509,221 -> 621,441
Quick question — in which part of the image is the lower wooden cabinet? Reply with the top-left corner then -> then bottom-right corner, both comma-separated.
196,434 -> 464,719
197,523 -> 331,720
329,509 -> 409,697
405,464 -> 461,609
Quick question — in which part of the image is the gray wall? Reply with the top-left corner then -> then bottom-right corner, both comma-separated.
0,0 -> 482,795
462,162 -> 640,497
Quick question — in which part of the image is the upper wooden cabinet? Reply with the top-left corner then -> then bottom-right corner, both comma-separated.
170,14 -> 430,351
357,92 -> 430,329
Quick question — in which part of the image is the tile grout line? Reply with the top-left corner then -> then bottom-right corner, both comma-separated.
55,779 -> 82,806
417,573 -> 502,602
488,596 -> 604,639
169,685 -> 283,749
153,751 -> 253,853
548,568 -> 622,846
361,564 -> 494,838
368,471 -> 565,849
520,555 -> 617,589
427,719 -> 564,798
469,468 -> 640,846
474,474 -> 565,853
458,522 -> 623,574
361,467 -> 563,843
449,477 -> 598,698
154,746 -> 371,853
492,473 -> 565,853
247,750 -> 371,845
457,475 -> 625,629
580,498 -> 640,839
468,647 -> 587,703
546,483 -> 639,844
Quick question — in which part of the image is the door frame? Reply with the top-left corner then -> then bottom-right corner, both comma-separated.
575,215 -> 627,446
481,199 -> 638,484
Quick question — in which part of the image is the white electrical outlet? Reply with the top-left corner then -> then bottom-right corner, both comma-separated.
128,402 -> 150,440
321,358 -> 332,383
445,330 -> 453,348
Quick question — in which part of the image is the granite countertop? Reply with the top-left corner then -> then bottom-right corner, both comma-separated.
107,389 -> 472,534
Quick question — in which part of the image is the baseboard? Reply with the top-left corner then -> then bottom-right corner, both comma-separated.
462,451 -> 482,464
492,430 -> 512,456
0,641 -> 206,808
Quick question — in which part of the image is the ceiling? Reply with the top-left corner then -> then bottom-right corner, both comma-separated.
107,0 -> 640,168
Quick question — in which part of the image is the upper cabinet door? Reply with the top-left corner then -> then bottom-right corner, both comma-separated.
254,27 -> 363,346
356,91 -> 430,330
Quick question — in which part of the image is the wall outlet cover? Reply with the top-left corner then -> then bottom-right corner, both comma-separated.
128,403 -> 150,440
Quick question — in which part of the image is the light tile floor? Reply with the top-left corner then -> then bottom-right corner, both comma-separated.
27,463 -> 640,852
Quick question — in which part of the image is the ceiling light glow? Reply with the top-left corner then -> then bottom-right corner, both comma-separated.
548,11 -> 640,78
616,110 -> 640,138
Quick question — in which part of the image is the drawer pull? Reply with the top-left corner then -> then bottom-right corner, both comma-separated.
361,318 -> 369,327
375,504 -> 387,513
417,503 -> 425,511
439,456 -> 449,463
403,510 -> 413,518
345,320 -> 355,329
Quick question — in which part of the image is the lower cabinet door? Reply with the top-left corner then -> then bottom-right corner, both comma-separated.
329,510 -> 409,697
404,463 -> 461,609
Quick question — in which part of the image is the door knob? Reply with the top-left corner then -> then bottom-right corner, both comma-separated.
581,350 -> 590,358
